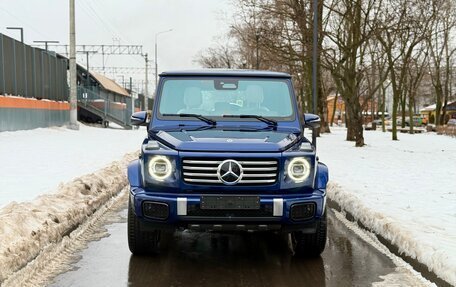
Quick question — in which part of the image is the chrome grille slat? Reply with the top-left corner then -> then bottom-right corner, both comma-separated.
243,167 -> 277,171
183,172 -> 218,177
182,158 -> 278,186
238,161 -> 276,165
185,178 -> 221,183
239,179 -> 276,183
183,166 -> 218,171
183,160 -> 222,164
242,173 -> 276,178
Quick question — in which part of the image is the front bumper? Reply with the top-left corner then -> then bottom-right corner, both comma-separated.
130,187 -> 326,232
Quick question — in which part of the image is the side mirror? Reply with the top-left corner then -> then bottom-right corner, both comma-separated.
131,111 -> 148,126
304,113 -> 321,129
303,113 -> 320,149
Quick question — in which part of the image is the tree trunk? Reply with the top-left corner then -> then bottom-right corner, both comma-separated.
330,92 -> 338,127
381,84 -> 386,132
400,92 -> 407,128
433,77 -> 443,125
408,94 -> 414,134
392,92 -> 399,140
318,80 -> 330,133
347,103 -> 365,146
345,105 -> 356,141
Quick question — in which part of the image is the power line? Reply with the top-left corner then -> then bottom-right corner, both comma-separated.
90,66 -> 153,74
34,44 -> 143,55
79,0 -> 143,66
0,6 -> 50,40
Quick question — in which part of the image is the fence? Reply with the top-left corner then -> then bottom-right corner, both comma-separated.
436,125 -> 456,137
77,86 -> 132,128
0,33 -> 68,101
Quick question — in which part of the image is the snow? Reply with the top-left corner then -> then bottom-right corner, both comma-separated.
318,127 -> 456,285
0,123 -> 146,209
0,123 -> 144,283
0,152 -> 136,283
1,122 -> 454,284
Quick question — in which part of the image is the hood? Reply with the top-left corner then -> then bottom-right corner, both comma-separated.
153,129 -> 300,152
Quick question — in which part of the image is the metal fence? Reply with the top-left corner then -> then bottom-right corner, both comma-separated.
0,33 -> 68,101
77,86 -> 133,127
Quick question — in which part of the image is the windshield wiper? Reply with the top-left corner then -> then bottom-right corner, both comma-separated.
162,113 -> 216,126
222,114 -> 277,127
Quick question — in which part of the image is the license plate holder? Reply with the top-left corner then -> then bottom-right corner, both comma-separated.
200,196 -> 260,210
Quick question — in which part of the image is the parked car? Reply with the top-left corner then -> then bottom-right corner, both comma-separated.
127,70 -> 329,257
447,119 -> 456,126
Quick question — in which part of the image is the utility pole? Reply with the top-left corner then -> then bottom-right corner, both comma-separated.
68,0 -> 78,130
6,27 -> 23,43
130,76 -> 134,116
78,51 -> 97,87
312,0 -> 318,145
144,53 -> 149,111
155,29 -> 173,93
33,40 -> 60,51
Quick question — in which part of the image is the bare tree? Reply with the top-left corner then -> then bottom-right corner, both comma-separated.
322,0 -> 385,146
426,0 -> 456,125
405,46 -> 429,133
375,0 -> 435,140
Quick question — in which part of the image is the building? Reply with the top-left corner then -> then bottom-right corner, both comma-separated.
420,101 -> 456,124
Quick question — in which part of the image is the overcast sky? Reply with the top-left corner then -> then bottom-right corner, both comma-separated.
0,0 -> 233,90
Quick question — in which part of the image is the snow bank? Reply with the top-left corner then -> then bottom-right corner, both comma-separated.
318,128 -> 456,285
2,189 -> 129,287
0,123 -> 145,208
0,152 -> 137,283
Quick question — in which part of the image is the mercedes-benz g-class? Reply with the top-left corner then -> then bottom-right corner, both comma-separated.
127,70 -> 329,257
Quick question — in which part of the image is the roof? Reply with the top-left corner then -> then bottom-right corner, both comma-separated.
420,101 -> 456,112
90,72 -> 129,97
160,69 -> 291,78
58,54 -> 129,97
420,104 -> 436,112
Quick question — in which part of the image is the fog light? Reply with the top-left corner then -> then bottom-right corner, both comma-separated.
290,203 -> 315,221
142,201 -> 169,220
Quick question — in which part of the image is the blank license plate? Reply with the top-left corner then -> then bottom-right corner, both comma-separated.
200,196 -> 260,210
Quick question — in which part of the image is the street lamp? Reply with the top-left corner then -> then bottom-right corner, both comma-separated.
155,29 -> 173,91
6,27 -> 23,43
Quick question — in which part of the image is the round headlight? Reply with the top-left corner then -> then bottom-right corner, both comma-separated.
148,156 -> 172,181
287,157 -> 311,183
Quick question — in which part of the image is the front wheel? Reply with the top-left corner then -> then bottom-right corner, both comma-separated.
127,198 -> 161,255
291,210 -> 327,257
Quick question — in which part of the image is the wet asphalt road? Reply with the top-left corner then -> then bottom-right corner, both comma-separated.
50,208 -> 400,287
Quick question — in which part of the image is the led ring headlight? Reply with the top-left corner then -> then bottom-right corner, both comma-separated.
287,157 -> 311,183
148,156 -> 172,181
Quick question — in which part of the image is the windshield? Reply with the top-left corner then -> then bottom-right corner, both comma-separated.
158,77 -> 294,120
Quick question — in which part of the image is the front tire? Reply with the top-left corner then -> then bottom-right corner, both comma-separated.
128,198 -> 161,255
291,210 -> 327,257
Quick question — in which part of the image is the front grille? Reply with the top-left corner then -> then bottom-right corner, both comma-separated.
182,158 -> 278,185
187,204 -> 273,217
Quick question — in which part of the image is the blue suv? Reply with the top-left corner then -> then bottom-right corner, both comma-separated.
128,70 -> 329,256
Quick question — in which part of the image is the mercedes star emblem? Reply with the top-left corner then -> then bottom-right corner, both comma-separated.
217,159 -> 243,185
